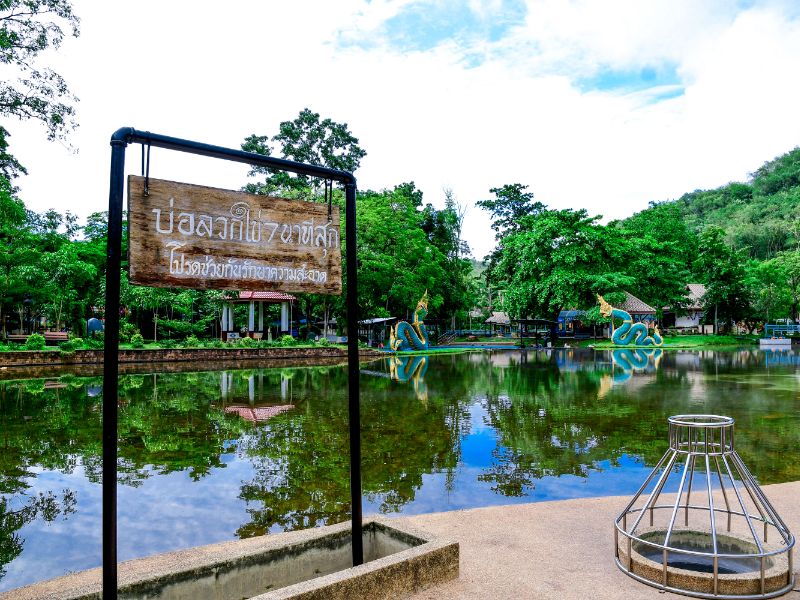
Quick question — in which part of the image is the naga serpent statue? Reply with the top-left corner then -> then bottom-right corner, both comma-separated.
389,291 -> 430,351
597,294 -> 663,347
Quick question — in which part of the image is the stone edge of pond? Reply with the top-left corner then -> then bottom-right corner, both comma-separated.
0,347 -> 384,368
0,518 -> 459,600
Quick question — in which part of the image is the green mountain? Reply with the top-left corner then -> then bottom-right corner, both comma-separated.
670,147 -> 800,259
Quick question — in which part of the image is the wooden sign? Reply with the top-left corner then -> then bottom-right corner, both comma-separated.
127,176 -> 342,294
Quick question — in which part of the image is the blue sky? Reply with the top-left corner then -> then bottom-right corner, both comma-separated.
9,0 -> 800,259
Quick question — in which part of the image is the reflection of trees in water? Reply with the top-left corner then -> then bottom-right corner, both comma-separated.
0,371 -> 252,579
0,491 -> 75,578
477,349 -> 800,495
0,349 -> 798,572
235,365 -> 467,537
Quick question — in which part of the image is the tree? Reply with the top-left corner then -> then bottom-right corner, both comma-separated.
0,0 -> 80,143
476,183 -> 544,241
771,250 -> 800,321
490,206 -> 634,321
613,202 -> 696,318
352,183 -> 448,320
242,108 -> 366,195
746,259 -> 790,329
696,226 -> 752,332
420,189 -> 475,329
0,126 -> 26,182
0,175 -> 35,334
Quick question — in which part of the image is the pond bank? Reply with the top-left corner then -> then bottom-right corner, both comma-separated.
0,347 -> 382,379
401,480 -> 800,600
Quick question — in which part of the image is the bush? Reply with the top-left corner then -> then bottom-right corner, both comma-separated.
207,339 -> 225,348
278,335 -> 296,347
237,336 -> 257,348
159,339 -> 178,349
130,333 -> 145,348
23,333 -> 46,351
85,337 -> 104,349
120,322 -> 139,343
316,337 -> 330,347
59,337 -> 84,352
181,335 -> 200,348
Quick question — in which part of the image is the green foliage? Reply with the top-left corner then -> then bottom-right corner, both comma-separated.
476,183 -> 544,241
0,0 -> 80,143
119,322 -> 139,344
58,337 -> 82,352
697,225 -> 751,330
180,335 -> 200,348
751,147 -> 800,196
129,333 -> 145,348
243,107 -> 366,194
236,336 -> 257,348
486,205 -> 633,320
316,337 -> 330,347
278,335 -> 297,347
22,333 -> 45,350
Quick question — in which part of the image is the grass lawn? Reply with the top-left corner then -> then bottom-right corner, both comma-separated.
580,334 -> 758,349
393,347 -> 481,356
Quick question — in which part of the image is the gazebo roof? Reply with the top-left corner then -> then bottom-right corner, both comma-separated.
485,311 -> 510,325
224,405 -> 294,422
236,291 -> 296,302
619,291 -> 656,314
685,283 -> 707,310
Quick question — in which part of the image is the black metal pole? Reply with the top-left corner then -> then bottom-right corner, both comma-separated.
345,182 -> 363,566
103,137 -> 126,598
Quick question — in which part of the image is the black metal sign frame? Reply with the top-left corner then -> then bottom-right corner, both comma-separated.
104,128 -> 362,598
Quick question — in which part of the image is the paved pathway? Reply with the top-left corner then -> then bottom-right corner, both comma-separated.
400,481 -> 800,600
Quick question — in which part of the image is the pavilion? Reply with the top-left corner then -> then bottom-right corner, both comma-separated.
220,291 -> 296,341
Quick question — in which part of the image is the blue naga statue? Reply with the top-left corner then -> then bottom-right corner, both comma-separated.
389,291 -> 430,351
598,294 -> 663,346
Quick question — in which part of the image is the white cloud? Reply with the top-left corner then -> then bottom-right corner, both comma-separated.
7,0 -> 800,262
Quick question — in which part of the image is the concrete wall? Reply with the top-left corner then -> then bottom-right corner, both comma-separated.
0,347 -> 382,369
4,520 -> 458,600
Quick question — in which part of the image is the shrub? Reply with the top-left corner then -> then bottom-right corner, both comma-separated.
23,333 -> 46,351
85,337 -> 104,349
237,336 -> 257,348
316,337 -> 330,347
130,333 -> 145,348
278,335 -> 296,347
59,338 -> 83,352
159,339 -> 178,349
120,322 -> 139,343
207,339 -> 225,348
181,335 -> 200,348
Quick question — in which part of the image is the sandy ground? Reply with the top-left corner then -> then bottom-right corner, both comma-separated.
400,481 -> 800,600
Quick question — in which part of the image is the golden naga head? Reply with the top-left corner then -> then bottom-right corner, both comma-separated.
417,290 -> 429,311
597,294 -> 613,318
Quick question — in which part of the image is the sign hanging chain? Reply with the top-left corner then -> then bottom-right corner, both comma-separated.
141,143 -> 151,197
325,179 -> 333,222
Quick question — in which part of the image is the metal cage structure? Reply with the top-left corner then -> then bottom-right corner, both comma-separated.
614,415 -> 795,599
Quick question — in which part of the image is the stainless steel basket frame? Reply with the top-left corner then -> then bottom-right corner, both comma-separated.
614,415 -> 795,599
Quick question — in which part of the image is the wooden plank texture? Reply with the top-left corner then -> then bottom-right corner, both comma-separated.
128,176 -> 342,294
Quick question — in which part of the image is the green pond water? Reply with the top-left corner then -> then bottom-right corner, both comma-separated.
0,347 -> 798,590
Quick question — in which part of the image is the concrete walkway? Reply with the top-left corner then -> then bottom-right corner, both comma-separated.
399,481 -> 800,600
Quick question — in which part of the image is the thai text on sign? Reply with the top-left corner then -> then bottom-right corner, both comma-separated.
127,176 -> 342,294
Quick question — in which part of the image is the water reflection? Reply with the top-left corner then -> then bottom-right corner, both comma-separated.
0,348 -> 799,590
